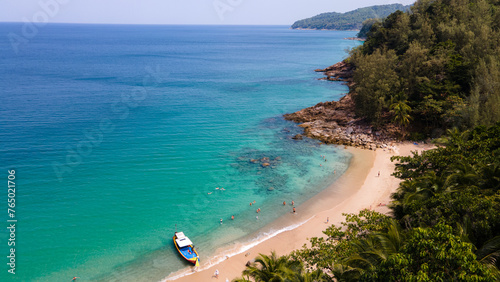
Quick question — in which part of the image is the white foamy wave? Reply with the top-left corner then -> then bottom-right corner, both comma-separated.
161,216 -> 314,281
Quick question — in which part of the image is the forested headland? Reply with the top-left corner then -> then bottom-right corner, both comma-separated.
349,0 -> 500,138
291,4 -> 409,31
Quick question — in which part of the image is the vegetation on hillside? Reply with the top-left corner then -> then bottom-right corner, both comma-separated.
234,123 -> 500,281
349,0 -> 500,137
233,1 -> 500,280
291,4 -> 409,31
357,18 -> 380,39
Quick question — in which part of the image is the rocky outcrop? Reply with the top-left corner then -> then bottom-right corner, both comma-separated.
285,62 -> 399,150
315,61 -> 354,86
344,37 -> 365,41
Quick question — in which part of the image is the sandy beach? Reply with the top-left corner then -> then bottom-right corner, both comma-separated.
166,142 -> 433,282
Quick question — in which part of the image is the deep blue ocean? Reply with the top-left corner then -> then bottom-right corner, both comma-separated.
0,24 -> 360,281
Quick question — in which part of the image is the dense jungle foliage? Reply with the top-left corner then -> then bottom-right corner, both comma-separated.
349,0 -> 500,137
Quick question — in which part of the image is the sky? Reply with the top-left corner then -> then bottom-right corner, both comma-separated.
0,0 -> 416,25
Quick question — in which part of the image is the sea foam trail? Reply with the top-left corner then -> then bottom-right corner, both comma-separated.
162,216 -> 314,281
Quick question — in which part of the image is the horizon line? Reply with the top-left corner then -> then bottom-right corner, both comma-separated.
0,21 -> 294,27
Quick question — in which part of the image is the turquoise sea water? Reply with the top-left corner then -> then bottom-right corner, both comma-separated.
0,24 -> 360,281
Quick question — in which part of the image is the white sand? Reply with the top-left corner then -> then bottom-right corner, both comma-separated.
165,142 -> 433,282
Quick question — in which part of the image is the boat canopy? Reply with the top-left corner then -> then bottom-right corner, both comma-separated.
175,232 -> 193,248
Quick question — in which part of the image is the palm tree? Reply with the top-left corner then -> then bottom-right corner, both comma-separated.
476,235 -> 500,277
445,160 -> 481,191
456,219 -> 500,279
237,251 -> 302,282
390,100 -> 412,138
434,128 -> 470,147
288,268 -> 327,282
342,220 -> 404,278
330,263 -> 361,282
400,171 -> 448,205
478,162 -> 500,194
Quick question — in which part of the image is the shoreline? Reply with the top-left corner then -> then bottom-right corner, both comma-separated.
165,142 -> 433,282
285,60 -> 403,149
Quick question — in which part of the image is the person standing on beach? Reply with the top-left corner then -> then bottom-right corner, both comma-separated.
293,207 -> 296,213
214,269 -> 219,279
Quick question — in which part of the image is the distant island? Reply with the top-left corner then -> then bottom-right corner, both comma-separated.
291,4 -> 410,31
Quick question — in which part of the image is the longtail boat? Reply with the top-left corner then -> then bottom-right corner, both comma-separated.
173,232 -> 199,267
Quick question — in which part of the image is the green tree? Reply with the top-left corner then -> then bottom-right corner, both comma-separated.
390,99 -> 412,137
292,210 -> 392,280
343,221 -> 404,275
357,18 -> 380,39
399,41 -> 429,100
468,56 -> 500,127
390,123 -> 500,246
352,49 -> 400,125
236,251 -> 312,282
360,224 -> 497,281
350,0 -> 500,135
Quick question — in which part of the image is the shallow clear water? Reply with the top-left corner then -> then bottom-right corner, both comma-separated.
0,24 -> 360,281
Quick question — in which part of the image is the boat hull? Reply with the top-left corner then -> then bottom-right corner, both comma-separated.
173,233 -> 199,266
